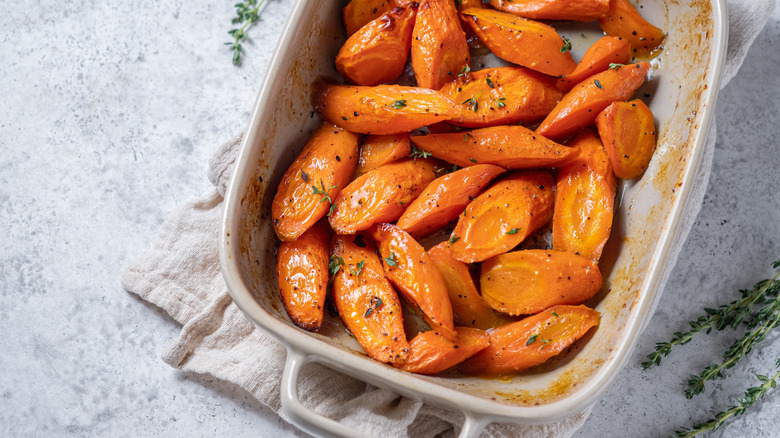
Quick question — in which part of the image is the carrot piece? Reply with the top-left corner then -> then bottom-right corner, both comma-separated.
336,6 -> 417,86
396,164 -> 506,238
536,62 -> 650,141
331,233 -> 410,364
460,305 -> 600,376
449,171 -> 555,263
439,66 -> 564,127
595,99 -> 657,179
487,0 -> 609,21
412,125 -> 578,170
342,0 -> 395,36
427,242 -> 511,330
329,158 -> 438,234
411,0 -> 470,89
314,83 -> 461,135
480,249 -> 602,316
271,123 -> 359,241
553,130 -> 616,262
461,8 -> 576,77
372,224 -> 458,340
599,0 -> 665,59
355,133 -> 412,177
275,221 -> 330,331
395,327 -> 489,374
556,36 -> 631,92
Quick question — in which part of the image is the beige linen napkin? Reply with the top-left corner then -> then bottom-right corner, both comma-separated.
122,2 -> 774,436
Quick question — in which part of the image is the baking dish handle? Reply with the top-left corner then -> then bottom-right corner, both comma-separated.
281,347 -> 490,438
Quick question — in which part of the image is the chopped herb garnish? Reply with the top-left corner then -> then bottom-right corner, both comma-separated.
385,252 -> 398,267
594,79 -> 603,89
609,63 -> 625,70
526,334 -> 539,346
494,97 -> 506,108
469,158 -> 478,163
448,235 -> 460,245
364,296 -> 384,318
505,228 -> 520,235
389,99 -> 407,109
463,97 -> 479,112
552,311 -> 559,317
410,145 -> 432,159
462,132 -> 473,142
540,338 -> 553,348
353,234 -> 366,248
486,77 -> 494,88
560,37 -> 572,53
300,170 -> 309,183
458,65 -> 471,77
312,178 -> 338,215
329,255 -> 345,276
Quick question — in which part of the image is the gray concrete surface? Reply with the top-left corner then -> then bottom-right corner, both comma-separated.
1,1 -> 778,437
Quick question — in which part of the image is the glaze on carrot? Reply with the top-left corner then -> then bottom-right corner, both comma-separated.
396,327 -> 489,374
411,0 -> 470,89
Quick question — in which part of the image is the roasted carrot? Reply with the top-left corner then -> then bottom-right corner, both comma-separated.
480,249 -> 602,316
355,133 -> 412,177
343,0 -> 396,36
553,130 -> 616,262
449,171 -> 555,263
460,305 -> 600,376
276,221 -> 331,331
412,125 -> 578,170
329,158 -> 438,234
487,0 -> 609,22
271,123 -> 359,241
439,66 -> 563,127
556,36 -> 631,92
536,62 -> 650,141
372,223 -> 458,340
461,8 -> 576,77
396,327 -> 489,374
331,233 -> 410,364
599,0 -> 665,59
411,0 -> 470,89
595,99 -> 657,179
427,242 -> 510,330
336,6 -> 417,86
314,83 -> 461,135
396,164 -> 505,238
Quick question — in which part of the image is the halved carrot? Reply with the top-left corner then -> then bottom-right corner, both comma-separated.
331,233 -> 410,364
355,133 -> 412,177
314,83 -> 461,135
460,305 -> 600,376
343,0 -> 396,36
595,99 -> 657,179
395,327 -> 489,374
396,164 -> 505,238
480,249 -> 602,316
372,223 -> 457,340
427,242 -> 510,330
599,0 -> 665,59
487,0 -> 610,21
556,36 -> 631,92
411,125 -> 579,169
272,123 -> 359,241
329,158 -> 438,234
553,130 -> 616,262
536,62 -> 650,141
336,6 -> 417,86
439,66 -> 563,127
461,8 -> 576,77
449,171 -> 555,263
411,0 -> 470,90
276,221 -> 330,331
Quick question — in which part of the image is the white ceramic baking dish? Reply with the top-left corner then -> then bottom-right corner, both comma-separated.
221,1 -> 728,436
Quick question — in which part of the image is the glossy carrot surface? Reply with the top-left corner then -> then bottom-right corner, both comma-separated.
396,327 -> 489,374
595,99 -> 657,179
411,0 -> 470,89
557,36 -> 631,92
355,133 -> 412,177
487,0 -> 609,21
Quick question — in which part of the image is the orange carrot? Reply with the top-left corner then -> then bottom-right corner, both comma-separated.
271,123 -> 359,241
536,62 -> 650,141
461,8 -> 576,77
595,99 -> 657,179
396,327 -> 489,374
557,36 -> 631,92
449,171 -> 555,263
411,125 -> 579,169
396,164 -> 505,238
343,0 -> 396,36
553,130 -> 616,262
487,0 -> 610,22
460,305 -> 600,376
331,233 -> 410,364
599,0 -> 665,59
314,83 -> 461,135
411,0 -> 470,89
480,249 -> 602,316
355,133 -> 412,177
372,223 -> 458,340
439,66 -> 563,127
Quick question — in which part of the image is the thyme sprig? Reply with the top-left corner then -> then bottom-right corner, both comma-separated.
673,359 -> 780,437
227,0 -> 267,66
312,178 -> 338,216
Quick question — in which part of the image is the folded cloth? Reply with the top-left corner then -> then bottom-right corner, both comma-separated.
122,2 -> 774,436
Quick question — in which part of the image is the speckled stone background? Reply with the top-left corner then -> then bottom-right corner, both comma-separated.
1,1 -> 778,437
